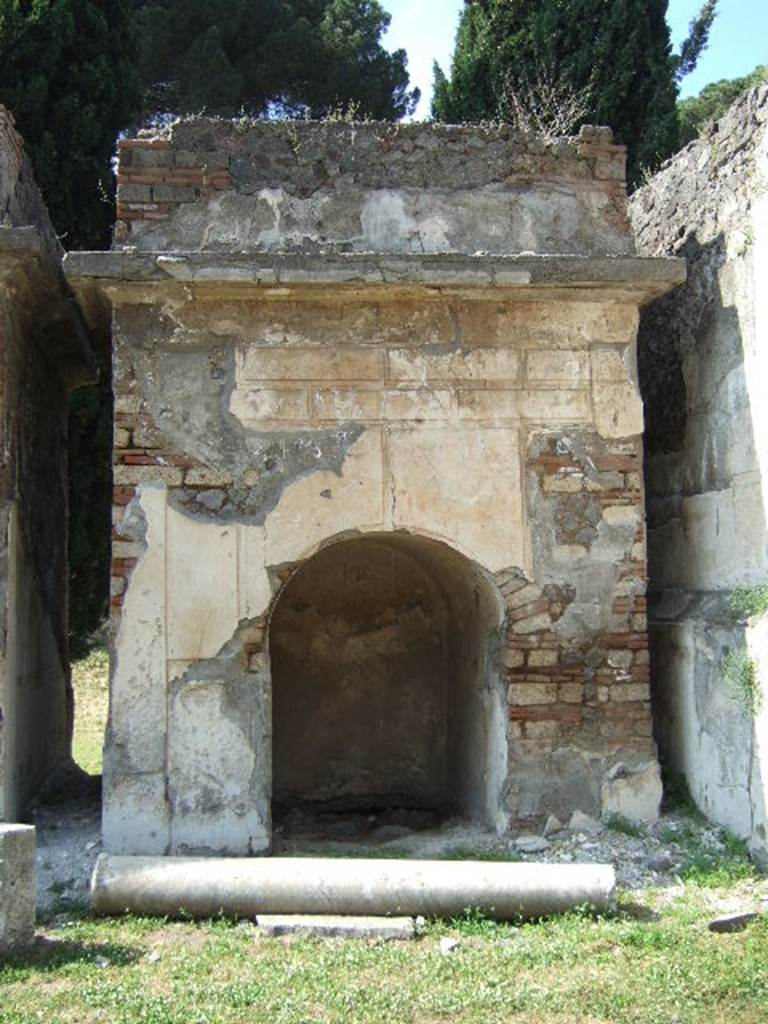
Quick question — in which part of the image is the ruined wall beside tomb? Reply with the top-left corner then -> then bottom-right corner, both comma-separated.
67,119 -> 683,856
0,107 -> 94,819
630,86 -> 768,859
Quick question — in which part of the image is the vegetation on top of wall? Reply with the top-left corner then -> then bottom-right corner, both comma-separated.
678,64 -> 768,147
431,0 -> 718,187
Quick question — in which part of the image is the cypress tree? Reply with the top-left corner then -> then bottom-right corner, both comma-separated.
0,0 -> 141,249
433,0 -> 717,187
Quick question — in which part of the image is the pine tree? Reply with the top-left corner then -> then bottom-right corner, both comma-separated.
133,0 -> 419,122
433,0 -> 717,187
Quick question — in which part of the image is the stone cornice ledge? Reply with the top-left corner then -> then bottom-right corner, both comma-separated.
64,251 -> 685,304
0,226 -> 96,389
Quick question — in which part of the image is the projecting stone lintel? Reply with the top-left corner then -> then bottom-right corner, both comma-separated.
64,250 -> 685,305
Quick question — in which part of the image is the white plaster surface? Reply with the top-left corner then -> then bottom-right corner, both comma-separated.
168,677 -> 269,854
388,427 -> 527,574
166,506 -> 239,660
108,486 -> 168,775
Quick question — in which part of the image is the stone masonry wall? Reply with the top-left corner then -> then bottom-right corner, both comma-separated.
0,108 -> 92,820
630,85 -> 768,859
114,120 -> 631,256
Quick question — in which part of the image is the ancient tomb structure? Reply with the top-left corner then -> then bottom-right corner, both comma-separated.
67,120 -> 683,855
630,85 -> 768,862
0,107 -> 94,821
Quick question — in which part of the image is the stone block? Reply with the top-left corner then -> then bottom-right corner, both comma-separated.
108,486 -> 168,774
520,390 -> 590,422
611,683 -> 649,703
525,720 -> 561,740
528,650 -> 559,668
184,467 -> 232,486
388,426 -> 526,574
237,347 -> 383,383
313,389 -> 381,421
383,389 -> 453,421
263,429 -> 385,565
229,386 -> 308,424
167,676 -> 269,855
503,648 -> 526,668
113,465 -> 183,486
102,773 -> 170,855
594,383 -> 644,438
511,612 -> 552,635
601,761 -> 662,821
457,390 -> 518,420
527,350 -> 589,384
591,349 -> 627,382
387,348 -> 520,384
118,184 -> 152,203
256,914 -> 416,940
0,825 -> 36,953
542,474 -> 583,493
508,682 -> 558,705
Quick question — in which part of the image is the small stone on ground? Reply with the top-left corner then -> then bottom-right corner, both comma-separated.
440,937 -> 461,955
708,912 -> 760,934
515,835 -> 551,854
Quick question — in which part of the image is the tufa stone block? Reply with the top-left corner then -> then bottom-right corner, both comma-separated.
0,825 -> 36,954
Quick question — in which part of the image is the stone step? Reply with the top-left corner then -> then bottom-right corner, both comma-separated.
256,914 -> 416,940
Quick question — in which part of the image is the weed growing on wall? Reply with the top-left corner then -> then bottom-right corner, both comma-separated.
730,584 -> 768,621
722,647 -> 762,715
718,584 -> 768,716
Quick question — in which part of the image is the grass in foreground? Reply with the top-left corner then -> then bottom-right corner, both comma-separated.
2,883 -> 768,1024
71,648 -> 109,776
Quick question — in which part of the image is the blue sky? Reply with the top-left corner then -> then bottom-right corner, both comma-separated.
382,0 -> 768,119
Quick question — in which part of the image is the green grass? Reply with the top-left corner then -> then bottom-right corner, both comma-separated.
659,823 -> 756,888
604,812 -> 644,838
2,890 -> 768,1024
71,647 -> 109,776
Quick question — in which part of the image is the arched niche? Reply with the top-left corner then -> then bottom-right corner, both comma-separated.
269,532 -> 507,830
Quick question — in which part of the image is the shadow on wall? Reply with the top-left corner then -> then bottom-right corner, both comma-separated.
639,228 -> 768,861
